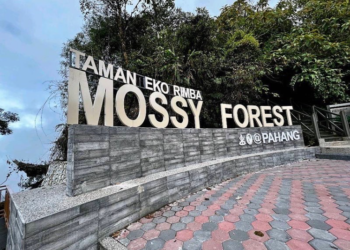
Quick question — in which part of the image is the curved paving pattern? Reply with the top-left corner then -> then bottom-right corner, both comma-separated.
112,159 -> 350,250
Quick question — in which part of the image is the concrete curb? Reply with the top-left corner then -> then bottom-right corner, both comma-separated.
316,153 -> 350,161
99,237 -> 127,250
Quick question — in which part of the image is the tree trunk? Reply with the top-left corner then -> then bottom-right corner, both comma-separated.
116,1 -> 129,65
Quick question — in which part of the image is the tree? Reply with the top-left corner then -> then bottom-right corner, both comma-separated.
217,0 -> 350,105
46,0 -> 350,168
0,108 -> 19,135
4,160 -> 49,189
79,0 -> 175,65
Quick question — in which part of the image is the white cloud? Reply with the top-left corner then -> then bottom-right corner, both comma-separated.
10,113 -> 44,129
0,88 -> 24,110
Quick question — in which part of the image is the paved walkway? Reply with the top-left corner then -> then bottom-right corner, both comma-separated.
112,159 -> 350,250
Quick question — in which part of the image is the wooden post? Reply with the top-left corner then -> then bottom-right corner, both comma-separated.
312,113 -> 321,140
340,111 -> 350,137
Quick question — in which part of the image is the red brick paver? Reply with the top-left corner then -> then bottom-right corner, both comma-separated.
111,159 -> 350,250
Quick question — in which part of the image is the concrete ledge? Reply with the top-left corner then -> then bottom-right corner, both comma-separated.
99,237 -> 126,250
321,145 -> 350,155
7,147 -> 318,250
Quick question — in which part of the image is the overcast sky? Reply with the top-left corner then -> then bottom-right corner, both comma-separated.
0,0 -> 278,192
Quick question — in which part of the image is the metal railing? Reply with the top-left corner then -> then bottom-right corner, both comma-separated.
290,110 -> 315,137
312,106 -> 347,137
0,185 -> 10,228
267,100 -> 350,142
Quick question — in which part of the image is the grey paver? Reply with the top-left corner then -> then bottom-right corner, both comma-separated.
179,201 -> 190,206
244,208 -> 258,215
304,202 -> 321,207
226,200 -> 237,206
265,239 -> 289,250
145,238 -> 165,250
170,223 -> 186,231
306,213 -> 328,222
181,216 -> 194,224
305,207 -> 324,214
186,196 -> 197,202
269,221 -> 291,230
210,215 -> 224,223
338,206 -> 350,212
141,222 -> 156,231
273,208 -> 291,215
221,204 -> 233,210
202,222 -> 218,231
196,205 -> 207,211
183,239 -> 202,250
271,214 -> 290,222
171,206 -> 183,212
248,203 -> 261,209
308,228 -> 337,242
163,211 -> 175,217
193,230 -> 211,242
159,229 -> 176,241
303,197 -> 320,202
335,201 -> 350,206
229,230 -> 249,241
189,210 -> 201,217
275,203 -> 290,209
127,230 -> 144,240
309,239 -> 338,250
202,200 -> 213,206
234,221 -> 253,232
153,217 -> 166,224
267,229 -> 291,242
223,240 -> 244,250
119,238 -> 130,247
239,214 -> 256,223
341,212 -> 350,218
215,209 -> 229,216
333,196 -> 350,202
306,220 -> 332,231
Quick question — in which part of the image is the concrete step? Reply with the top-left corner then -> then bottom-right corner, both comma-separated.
322,140 -> 350,146
320,145 -> 350,155
316,153 -> 350,161
324,137 -> 344,142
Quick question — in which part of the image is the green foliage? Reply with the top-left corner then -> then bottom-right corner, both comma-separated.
56,0 -> 350,132
4,160 -> 49,189
0,108 -> 19,135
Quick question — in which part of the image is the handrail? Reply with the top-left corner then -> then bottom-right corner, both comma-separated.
313,106 -> 341,117
267,100 -> 350,141
290,100 -> 314,114
314,107 -> 345,133
318,123 -> 344,136
291,109 -> 312,118
290,99 -> 313,109
290,111 -> 315,136
318,119 -> 344,132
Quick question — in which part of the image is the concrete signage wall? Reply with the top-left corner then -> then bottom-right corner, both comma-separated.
67,125 -> 304,196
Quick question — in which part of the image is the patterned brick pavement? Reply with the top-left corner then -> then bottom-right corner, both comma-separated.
112,159 -> 350,250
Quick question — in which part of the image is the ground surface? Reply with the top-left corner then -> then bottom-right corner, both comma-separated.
112,159 -> 350,250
